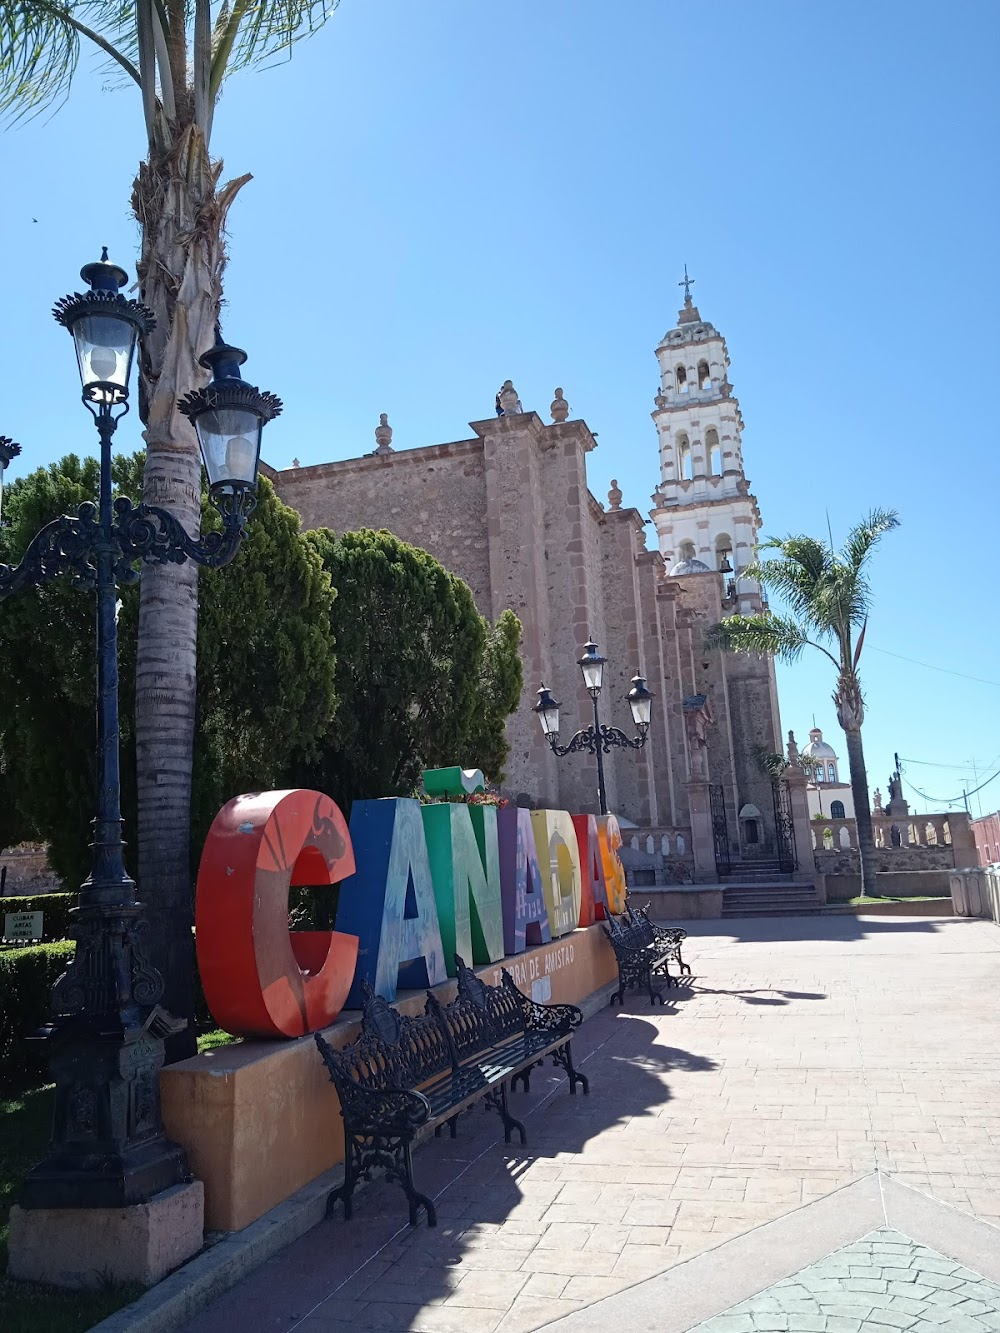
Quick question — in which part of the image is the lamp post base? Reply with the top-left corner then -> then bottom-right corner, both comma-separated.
19,1013 -> 191,1211
8,1180 -> 204,1289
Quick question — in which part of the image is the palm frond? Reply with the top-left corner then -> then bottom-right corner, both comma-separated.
211,0 -> 339,95
841,508 -> 900,574
0,2 -> 140,123
0,2 -> 81,119
704,612 -> 811,663
746,535 -> 832,623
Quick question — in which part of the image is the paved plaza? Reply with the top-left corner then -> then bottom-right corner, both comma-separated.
178,912 -> 1000,1333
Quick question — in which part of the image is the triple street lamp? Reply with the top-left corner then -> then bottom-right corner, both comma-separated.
532,639 -> 654,816
0,250 -> 280,1209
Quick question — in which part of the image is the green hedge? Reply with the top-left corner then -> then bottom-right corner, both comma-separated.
0,942 -> 75,1076
0,893 -> 75,943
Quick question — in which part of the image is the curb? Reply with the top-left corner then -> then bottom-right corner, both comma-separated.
90,980 -> 619,1333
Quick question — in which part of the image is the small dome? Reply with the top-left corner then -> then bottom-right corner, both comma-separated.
801,727 -> 837,760
669,557 -> 711,576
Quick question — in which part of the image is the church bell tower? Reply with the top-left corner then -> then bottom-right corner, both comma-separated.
650,269 -> 764,613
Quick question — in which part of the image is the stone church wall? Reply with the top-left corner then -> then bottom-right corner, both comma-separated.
264,441 -> 492,611
267,401 -> 782,847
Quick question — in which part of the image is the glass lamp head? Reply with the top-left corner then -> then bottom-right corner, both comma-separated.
577,639 -> 606,695
627,674 -> 654,729
178,329 -> 282,504
532,684 -> 561,738
53,248 -> 154,404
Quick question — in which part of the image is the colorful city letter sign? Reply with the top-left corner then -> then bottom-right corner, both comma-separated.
335,797 -> 448,1005
497,804 -> 552,956
530,809 -> 583,938
195,789 -> 359,1038
195,778 -> 633,1036
422,801 -> 504,971
572,813 -> 610,927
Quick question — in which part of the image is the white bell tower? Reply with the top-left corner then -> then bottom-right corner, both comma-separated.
650,270 -> 763,612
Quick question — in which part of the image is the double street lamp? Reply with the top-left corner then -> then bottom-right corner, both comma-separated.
0,250 -> 280,1209
532,639 -> 654,816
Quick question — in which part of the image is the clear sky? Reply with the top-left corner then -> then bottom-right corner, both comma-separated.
1,0 -> 997,815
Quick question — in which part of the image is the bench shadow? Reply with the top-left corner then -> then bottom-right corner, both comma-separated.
666,983 -> 827,1006
230,1014 -> 717,1332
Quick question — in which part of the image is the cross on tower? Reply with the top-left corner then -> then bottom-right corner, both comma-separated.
678,264 -> 695,304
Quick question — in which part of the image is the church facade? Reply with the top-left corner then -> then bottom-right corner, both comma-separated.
265,285 -> 788,879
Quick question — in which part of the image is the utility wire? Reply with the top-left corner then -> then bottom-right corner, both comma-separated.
902,764 -> 1000,808
869,645 -> 1000,689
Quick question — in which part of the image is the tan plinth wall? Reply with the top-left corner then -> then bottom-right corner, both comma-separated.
161,924 -> 617,1233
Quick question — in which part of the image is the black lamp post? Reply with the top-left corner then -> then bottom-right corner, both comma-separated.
532,638 -> 654,816
1,250 -> 280,1209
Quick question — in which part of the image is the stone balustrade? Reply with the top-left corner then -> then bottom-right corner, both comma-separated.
949,866 -> 1000,922
620,827 -> 694,887
810,811 -> 975,862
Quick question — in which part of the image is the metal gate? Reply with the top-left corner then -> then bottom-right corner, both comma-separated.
772,780 -> 797,873
710,784 -> 731,877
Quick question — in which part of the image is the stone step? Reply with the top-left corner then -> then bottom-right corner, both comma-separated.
730,890 -> 821,901
721,907 -> 826,917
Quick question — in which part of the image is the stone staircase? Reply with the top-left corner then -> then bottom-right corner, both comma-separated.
721,880 -> 823,917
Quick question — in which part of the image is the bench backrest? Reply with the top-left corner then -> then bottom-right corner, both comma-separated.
318,964 -> 532,1099
602,909 -> 654,953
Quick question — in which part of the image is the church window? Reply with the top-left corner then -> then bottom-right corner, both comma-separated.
830,800 -> 846,819
675,364 -> 688,394
827,763 -> 836,782
707,428 -> 722,475
678,435 -> 692,480
715,532 -> 733,569
698,360 -> 711,390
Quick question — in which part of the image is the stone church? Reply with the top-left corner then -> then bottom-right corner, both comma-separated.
265,280 -> 791,880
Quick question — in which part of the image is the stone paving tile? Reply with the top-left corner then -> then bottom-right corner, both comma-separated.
689,1228 -> 1000,1332
178,916 -> 1000,1333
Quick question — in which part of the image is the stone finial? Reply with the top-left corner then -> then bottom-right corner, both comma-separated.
873,787 -> 883,814
291,457 -> 300,468
608,479 -> 623,510
787,729 -> 800,765
550,388 -> 569,423
654,390 -> 667,410
496,380 -> 523,416
374,412 -> 394,454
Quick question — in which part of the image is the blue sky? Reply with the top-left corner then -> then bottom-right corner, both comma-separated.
1,0 -> 997,814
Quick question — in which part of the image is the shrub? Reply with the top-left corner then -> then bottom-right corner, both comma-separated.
0,941 -> 75,1076
0,893 -> 75,943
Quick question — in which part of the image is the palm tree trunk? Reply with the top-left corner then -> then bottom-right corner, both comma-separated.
843,726 -> 878,898
132,126 -> 249,1060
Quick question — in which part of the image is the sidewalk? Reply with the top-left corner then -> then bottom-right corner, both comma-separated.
177,913 -> 1000,1333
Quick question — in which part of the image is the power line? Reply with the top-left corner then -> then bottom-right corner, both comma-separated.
869,645 -> 1000,688
902,763 -> 1000,809
900,755 -> 998,771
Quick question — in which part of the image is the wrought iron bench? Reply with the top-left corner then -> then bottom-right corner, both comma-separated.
602,900 -> 691,1006
314,956 -> 588,1227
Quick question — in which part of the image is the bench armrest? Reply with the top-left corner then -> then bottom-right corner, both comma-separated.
314,1032 -> 431,1136
345,1086 -> 432,1137
501,970 -> 582,1035
524,999 -> 582,1035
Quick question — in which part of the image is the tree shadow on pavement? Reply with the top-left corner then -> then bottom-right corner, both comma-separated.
176,1014 -> 717,1332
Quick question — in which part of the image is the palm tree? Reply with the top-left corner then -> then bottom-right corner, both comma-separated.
706,509 -> 899,898
2,0 -> 342,1055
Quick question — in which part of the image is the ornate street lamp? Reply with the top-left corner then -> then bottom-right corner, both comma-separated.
532,638 -> 654,815
1,250 -> 280,1209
